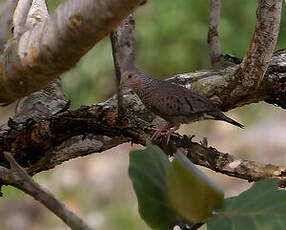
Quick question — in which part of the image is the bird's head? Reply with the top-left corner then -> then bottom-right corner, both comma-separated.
120,70 -> 143,89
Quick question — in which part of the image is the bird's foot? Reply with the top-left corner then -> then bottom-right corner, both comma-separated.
151,125 -> 179,144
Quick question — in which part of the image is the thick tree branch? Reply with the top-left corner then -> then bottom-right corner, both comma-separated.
208,0 -> 223,65
0,0 -> 146,105
14,0 -> 68,123
238,0 -> 282,89
0,52 -> 285,185
1,151 -> 93,230
177,50 -> 286,111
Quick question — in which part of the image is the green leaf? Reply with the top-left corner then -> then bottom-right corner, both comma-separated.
128,141 -> 183,230
166,153 -> 224,223
207,179 -> 286,230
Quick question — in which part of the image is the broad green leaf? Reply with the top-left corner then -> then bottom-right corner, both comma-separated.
128,141 -> 183,230
166,153 -> 224,223
207,179 -> 286,230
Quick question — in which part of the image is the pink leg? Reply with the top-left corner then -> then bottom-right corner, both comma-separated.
151,125 -> 180,143
166,126 -> 179,144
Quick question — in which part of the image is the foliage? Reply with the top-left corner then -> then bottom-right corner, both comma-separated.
128,142 -> 184,230
167,153 -> 224,223
129,143 -> 286,230
208,179 -> 286,230
129,142 -> 224,229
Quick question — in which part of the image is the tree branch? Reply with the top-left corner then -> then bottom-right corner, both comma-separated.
0,52 -> 285,185
2,151 -> 93,230
110,14 -> 136,72
208,0 -> 223,65
12,0 -> 33,38
13,0 -> 68,123
0,0 -> 18,53
25,0 -> 49,28
178,50 -> 286,111
6,5 -> 94,228
0,0 -> 146,105
238,0 -> 282,89
183,140 -> 286,184
110,14 -> 136,118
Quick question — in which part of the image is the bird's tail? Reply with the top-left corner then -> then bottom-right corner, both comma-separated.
209,111 -> 244,129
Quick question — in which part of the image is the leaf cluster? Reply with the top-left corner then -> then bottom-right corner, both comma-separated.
129,142 -> 286,230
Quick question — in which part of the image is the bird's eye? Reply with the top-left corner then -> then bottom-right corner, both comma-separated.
128,74 -> 132,79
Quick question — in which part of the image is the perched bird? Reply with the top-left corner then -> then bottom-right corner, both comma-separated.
121,69 -> 243,143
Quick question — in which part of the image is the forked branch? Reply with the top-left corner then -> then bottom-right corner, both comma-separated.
0,0 -> 146,105
0,52 -> 285,186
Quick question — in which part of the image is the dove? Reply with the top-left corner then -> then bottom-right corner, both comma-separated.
121,69 -> 243,143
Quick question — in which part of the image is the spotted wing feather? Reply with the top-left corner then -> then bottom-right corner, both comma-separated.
149,81 -> 216,117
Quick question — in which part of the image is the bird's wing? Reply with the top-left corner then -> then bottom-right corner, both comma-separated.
149,82 -> 216,117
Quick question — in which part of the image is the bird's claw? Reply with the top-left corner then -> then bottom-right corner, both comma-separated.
151,126 -> 179,144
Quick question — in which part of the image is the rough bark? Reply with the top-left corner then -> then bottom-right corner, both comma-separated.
0,0 -> 284,190
0,50 -> 285,184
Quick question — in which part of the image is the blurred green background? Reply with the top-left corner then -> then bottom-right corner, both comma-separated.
0,0 -> 286,230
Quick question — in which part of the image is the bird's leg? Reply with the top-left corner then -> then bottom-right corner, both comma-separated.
165,126 -> 179,144
151,126 -> 170,140
151,125 -> 180,143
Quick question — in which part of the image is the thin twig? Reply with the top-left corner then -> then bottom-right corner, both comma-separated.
110,32 -> 125,118
3,151 -> 32,182
13,0 -> 32,38
3,151 -> 93,230
208,0 -> 223,65
110,14 -> 136,119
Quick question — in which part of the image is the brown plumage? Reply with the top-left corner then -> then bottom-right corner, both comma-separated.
121,69 -> 243,142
